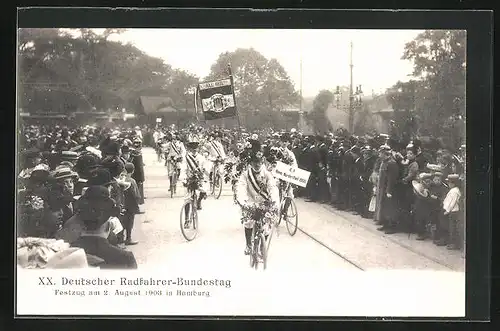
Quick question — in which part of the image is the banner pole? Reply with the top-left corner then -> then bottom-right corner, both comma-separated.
227,64 -> 242,134
194,85 -> 200,123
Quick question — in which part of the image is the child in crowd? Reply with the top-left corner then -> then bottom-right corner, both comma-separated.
122,163 -> 140,245
443,174 -> 462,250
412,172 -> 433,240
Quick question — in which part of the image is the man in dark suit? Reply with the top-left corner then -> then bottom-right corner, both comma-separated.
131,138 -> 145,205
71,185 -> 137,269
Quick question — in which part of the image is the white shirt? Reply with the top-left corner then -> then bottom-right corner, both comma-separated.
184,151 -> 209,180
443,186 -> 461,213
207,139 -> 226,161
166,140 -> 186,159
153,131 -> 161,144
236,164 -> 280,207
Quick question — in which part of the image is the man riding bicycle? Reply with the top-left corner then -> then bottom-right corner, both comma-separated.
235,138 -> 280,256
277,133 -> 298,220
183,135 -> 208,212
206,131 -> 227,187
166,132 -> 186,192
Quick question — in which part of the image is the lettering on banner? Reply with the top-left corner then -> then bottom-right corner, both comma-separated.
272,161 -> 310,187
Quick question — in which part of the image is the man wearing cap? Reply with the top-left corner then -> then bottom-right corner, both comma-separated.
130,138 -> 145,204
73,154 -> 100,197
235,139 -> 279,256
165,133 -> 186,193
400,143 -> 420,232
71,185 -> 138,269
374,144 -> 399,234
89,166 -> 127,244
51,165 -> 79,221
206,131 -> 227,189
183,135 -> 209,211
412,172 -> 433,240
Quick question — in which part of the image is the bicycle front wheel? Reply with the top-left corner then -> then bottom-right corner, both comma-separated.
170,171 -> 177,198
214,174 -> 223,199
249,227 -> 257,268
260,232 -> 267,270
285,198 -> 299,236
180,201 -> 198,241
285,198 -> 298,236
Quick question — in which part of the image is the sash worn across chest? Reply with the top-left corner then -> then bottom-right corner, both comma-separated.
186,153 -> 200,172
171,142 -> 180,155
211,141 -> 222,157
247,167 -> 269,201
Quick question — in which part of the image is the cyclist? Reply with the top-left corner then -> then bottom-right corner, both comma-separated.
277,133 -> 298,220
182,134 -> 208,213
206,131 -> 227,188
166,132 -> 186,192
235,139 -> 279,256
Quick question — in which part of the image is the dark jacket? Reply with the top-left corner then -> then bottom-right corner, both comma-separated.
72,236 -> 137,269
130,150 -> 145,183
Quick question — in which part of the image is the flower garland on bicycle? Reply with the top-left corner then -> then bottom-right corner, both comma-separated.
235,137 -> 280,255
165,132 -> 186,191
182,134 -> 209,211
224,142 -> 250,203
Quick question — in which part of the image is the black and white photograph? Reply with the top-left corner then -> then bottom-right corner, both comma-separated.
15,21 -> 472,317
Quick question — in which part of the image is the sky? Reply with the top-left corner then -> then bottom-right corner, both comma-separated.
103,29 -> 424,98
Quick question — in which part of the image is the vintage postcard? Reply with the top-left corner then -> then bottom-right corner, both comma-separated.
16,12 -> 474,318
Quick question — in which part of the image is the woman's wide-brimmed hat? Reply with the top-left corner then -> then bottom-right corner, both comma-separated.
51,166 -> 79,181
445,173 -> 461,183
412,180 -> 429,197
426,163 -> 444,172
28,164 -> 53,184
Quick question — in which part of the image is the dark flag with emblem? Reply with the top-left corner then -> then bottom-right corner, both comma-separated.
198,77 -> 237,120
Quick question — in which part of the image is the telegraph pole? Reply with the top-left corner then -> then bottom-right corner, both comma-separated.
348,41 -> 354,133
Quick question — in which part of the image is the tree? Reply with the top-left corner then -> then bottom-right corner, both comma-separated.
18,28 -> 173,115
166,69 -> 199,111
205,48 -> 300,128
388,30 -> 466,149
307,90 -> 334,134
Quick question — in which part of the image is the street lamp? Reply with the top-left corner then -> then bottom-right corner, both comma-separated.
334,85 -> 349,112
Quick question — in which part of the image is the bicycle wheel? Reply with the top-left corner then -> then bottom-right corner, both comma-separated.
214,174 -> 223,199
180,201 -> 198,241
277,199 -> 285,226
285,198 -> 298,236
249,227 -> 257,268
253,233 -> 261,270
260,232 -> 267,270
170,171 -> 177,198
210,171 -> 216,196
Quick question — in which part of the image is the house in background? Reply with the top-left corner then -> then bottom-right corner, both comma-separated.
138,95 -> 196,126
366,94 -> 395,133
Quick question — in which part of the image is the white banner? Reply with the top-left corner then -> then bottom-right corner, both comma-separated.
199,79 -> 231,90
272,161 -> 311,187
156,118 -> 162,123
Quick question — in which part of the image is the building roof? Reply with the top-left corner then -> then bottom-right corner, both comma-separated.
139,96 -> 178,114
